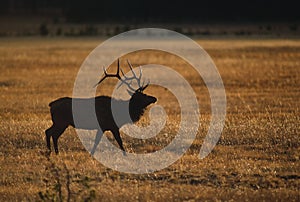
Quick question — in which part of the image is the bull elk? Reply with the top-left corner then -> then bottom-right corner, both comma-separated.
45,59 -> 157,155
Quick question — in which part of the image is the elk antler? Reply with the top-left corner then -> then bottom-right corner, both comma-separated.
95,59 -> 149,92
94,59 -> 121,87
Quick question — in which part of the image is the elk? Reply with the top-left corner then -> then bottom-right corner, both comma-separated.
45,59 -> 157,155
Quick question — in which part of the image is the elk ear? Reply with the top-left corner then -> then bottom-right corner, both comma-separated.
141,84 -> 149,91
135,84 -> 149,93
127,89 -> 134,96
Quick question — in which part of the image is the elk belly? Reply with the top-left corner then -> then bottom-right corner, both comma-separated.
72,98 -> 101,130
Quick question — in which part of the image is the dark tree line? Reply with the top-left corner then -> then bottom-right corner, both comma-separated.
1,0 -> 299,23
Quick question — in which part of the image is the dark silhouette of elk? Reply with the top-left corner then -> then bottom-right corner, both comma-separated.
45,59 -> 157,155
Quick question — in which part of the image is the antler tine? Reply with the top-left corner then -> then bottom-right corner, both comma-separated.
94,59 -> 122,88
126,60 -> 138,78
93,66 -> 109,87
126,60 -> 145,88
137,66 -> 143,88
120,66 -> 132,80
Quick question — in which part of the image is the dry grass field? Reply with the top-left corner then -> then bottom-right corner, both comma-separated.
0,37 -> 299,201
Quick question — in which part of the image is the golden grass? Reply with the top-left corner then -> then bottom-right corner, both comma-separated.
0,37 -> 299,201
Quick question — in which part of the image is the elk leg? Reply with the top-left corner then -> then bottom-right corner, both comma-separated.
45,126 -> 53,151
45,124 -> 58,151
111,129 -> 126,156
52,126 -> 67,154
90,130 -> 104,155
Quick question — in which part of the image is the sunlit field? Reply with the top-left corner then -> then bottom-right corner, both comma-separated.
0,37 -> 299,201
